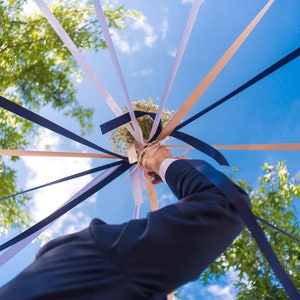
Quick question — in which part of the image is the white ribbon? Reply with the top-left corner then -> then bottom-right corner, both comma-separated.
149,0 -> 204,140
34,0 -> 123,117
92,0 -> 144,145
157,0 -> 275,141
130,166 -> 145,219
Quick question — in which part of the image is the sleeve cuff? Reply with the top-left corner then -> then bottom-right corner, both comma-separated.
159,158 -> 178,182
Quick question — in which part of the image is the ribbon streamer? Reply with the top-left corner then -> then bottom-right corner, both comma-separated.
144,173 -> 159,211
100,111 -> 228,166
0,161 -> 123,202
166,144 -> 300,151
170,131 -> 229,165
214,144 -> 300,150
34,0 -> 123,117
0,164 -> 122,266
158,0 -> 275,140
0,161 -> 131,265
149,0 -> 204,140
190,160 -> 299,299
0,149 -> 116,159
92,0 -> 143,145
176,47 -> 300,130
130,166 -> 144,205
0,95 -> 123,159
255,215 -> 300,244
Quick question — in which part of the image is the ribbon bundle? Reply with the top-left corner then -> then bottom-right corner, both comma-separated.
0,0 -> 299,298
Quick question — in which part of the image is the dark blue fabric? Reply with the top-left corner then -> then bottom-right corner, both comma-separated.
188,160 -> 300,300
0,160 -> 246,299
0,95 -> 124,159
176,47 -> 300,130
255,216 -> 300,244
100,110 -> 161,135
100,112 -> 228,166
0,161 -> 131,252
0,161 -> 123,202
170,130 -> 229,165
1,47 -> 299,298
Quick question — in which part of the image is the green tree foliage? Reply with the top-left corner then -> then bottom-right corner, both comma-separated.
0,0 -> 141,233
200,161 -> 300,299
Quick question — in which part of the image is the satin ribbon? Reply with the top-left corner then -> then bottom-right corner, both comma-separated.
214,144 -> 300,150
0,95 -> 124,159
92,0 -> 143,145
130,166 -> 144,205
149,0 -> 204,140
189,159 -> 299,300
170,131 -> 229,165
0,149 -> 116,159
100,110 -> 161,135
34,0 -> 123,118
176,47 -> 300,130
0,161 -> 123,202
166,144 -> 300,151
144,172 -> 159,211
157,0 -> 275,141
0,161 -> 131,265
101,111 -> 228,166
255,216 -> 300,244
2,2 -> 297,296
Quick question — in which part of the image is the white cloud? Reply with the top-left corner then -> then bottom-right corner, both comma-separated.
206,284 -> 235,300
34,128 -> 60,150
110,29 -> 140,54
226,268 -> 238,282
111,16 -> 158,53
23,129 -> 94,237
168,48 -> 177,58
132,16 -> 158,47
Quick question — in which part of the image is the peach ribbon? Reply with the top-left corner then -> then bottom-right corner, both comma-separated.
214,144 -> 300,150
0,149 -> 116,159
166,144 -> 300,151
144,172 -> 159,211
2,142 -> 298,161
157,0 -> 275,141
2,143 -> 298,160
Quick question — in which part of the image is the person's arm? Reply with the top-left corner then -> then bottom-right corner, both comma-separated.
96,146 -> 248,296
142,144 -> 229,199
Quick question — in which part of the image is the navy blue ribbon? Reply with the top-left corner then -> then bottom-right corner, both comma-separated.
255,215 -> 300,244
97,47 -> 300,297
100,110 -> 161,135
176,47 -> 300,130
0,47 -> 298,298
189,160 -> 299,300
0,161 -> 131,252
0,95 -> 125,160
170,130 -> 228,166
100,111 -> 228,166
0,161 -> 124,202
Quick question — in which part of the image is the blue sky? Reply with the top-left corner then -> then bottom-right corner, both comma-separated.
0,0 -> 299,299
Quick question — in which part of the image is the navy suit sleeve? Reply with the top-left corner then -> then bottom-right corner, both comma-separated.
97,160 -> 248,296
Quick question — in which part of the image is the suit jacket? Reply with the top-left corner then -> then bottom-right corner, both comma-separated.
0,160 -> 248,299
